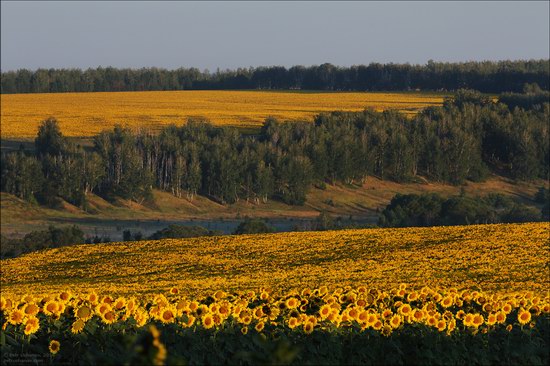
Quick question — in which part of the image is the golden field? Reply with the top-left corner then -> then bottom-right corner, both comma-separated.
1,222 -> 548,299
0,90 -> 443,138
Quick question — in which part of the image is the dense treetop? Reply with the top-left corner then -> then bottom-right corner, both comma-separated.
2,60 -> 549,94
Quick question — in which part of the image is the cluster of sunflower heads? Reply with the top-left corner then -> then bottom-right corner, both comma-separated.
1,284 -> 549,344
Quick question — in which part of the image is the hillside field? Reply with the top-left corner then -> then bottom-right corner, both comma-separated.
1,222 -> 548,299
0,90 -> 443,138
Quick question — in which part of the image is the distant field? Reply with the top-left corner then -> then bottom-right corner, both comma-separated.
0,90 -> 444,138
1,222 -> 548,298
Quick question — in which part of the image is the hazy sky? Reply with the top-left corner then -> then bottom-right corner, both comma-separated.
1,1 -> 549,71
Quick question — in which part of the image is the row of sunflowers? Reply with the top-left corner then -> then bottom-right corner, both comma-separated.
2,284 -> 549,365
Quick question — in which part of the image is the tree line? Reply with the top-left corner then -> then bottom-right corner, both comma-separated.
378,190 -> 548,228
3,187 -> 547,259
1,89 -> 548,209
2,60 -> 549,94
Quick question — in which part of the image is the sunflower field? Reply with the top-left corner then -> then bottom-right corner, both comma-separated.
1,222 -> 549,364
0,90 -> 443,138
1,285 -> 549,365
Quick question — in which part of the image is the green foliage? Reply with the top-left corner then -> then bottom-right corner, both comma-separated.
445,89 -> 492,109
1,316 -> 549,365
149,224 -> 221,240
2,60 -> 549,94
34,117 -> 67,157
0,225 -> 85,259
233,218 -> 275,235
379,192 -> 544,228
535,187 -> 550,220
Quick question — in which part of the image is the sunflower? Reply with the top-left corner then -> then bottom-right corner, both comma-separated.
127,298 -> 137,313
209,303 -> 219,314
23,316 -> 39,335
407,291 -> 419,302
285,297 -> 299,309
183,300 -> 196,312
8,309 -> 24,325
487,314 -> 497,326
357,310 -> 369,324
389,314 -> 402,329
255,321 -> 265,332
502,303 -> 512,314
59,291 -> 72,303
472,314 -> 484,328
185,315 -> 196,328
169,287 -> 179,295
381,325 -> 392,337
303,322 -> 314,334
382,309 -> 393,320
367,313 -> 378,326
412,309 -> 425,323
506,324 -> 513,332
436,319 -> 446,332
253,307 -> 264,319
202,314 -> 214,329
134,310 -> 149,327
517,309 -> 531,325
440,296 -> 453,308
530,305 -> 541,316
241,326 -> 248,335
96,303 -> 112,316
160,308 -> 175,324
113,297 -> 126,311
463,313 -> 474,327
242,315 -> 252,325
71,319 -> 85,334
75,305 -> 93,321
373,320 -> 383,331
101,311 -> 117,325
318,304 -> 331,320
495,311 -> 506,324
0,296 -> 8,311
23,303 -> 39,317
214,290 -> 226,300
49,340 -> 60,355
218,304 -> 230,317
21,294 -> 34,303
398,304 -> 412,317
287,317 -> 298,329
43,300 -> 59,316
87,291 -> 99,305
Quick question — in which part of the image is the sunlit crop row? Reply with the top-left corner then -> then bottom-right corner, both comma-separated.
0,90 -> 443,138
1,223 -> 548,299
2,285 -> 549,353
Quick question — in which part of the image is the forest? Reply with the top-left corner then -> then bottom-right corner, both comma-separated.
1,60 -> 549,94
1,89 -> 548,210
